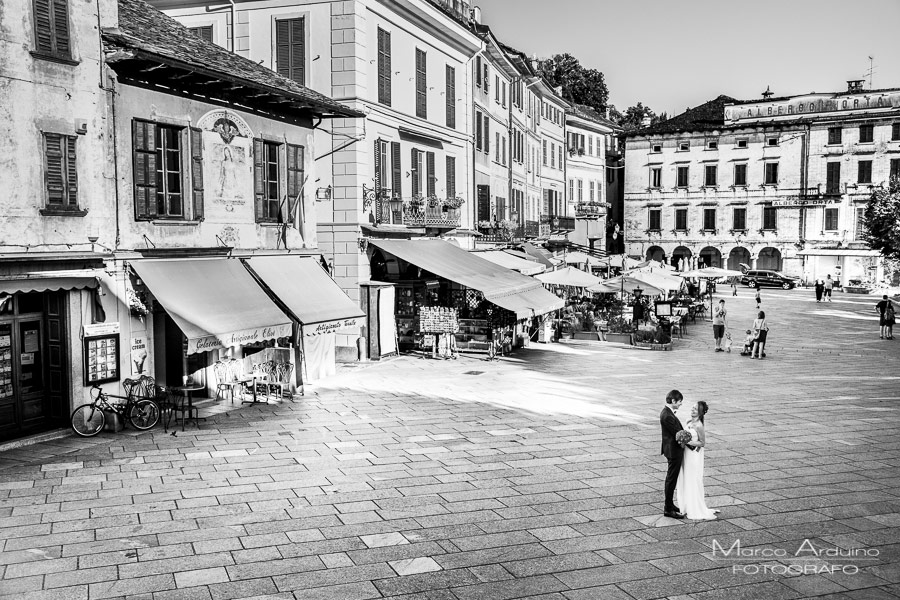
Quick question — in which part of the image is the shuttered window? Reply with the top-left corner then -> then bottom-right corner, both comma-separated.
483,116 -> 490,155
253,139 -> 282,222
132,120 -> 193,220
415,49 -> 427,119
762,206 -> 777,230
43,133 -> 77,209
410,149 -> 423,197
475,110 -> 482,151
826,162 -> 841,194
32,0 -> 71,59
445,65 -> 455,129
475,56 -> 482,88
377,28 -> 391,106
446,156 -> 456,199
286,143 -> 304,225
391,142 -> 401,197
732,208 -> 746,231
275,18 -> 305,85
426,151 -> 435,197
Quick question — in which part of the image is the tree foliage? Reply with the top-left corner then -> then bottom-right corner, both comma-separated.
609,102 -> 668,132
536,53 -> 609,115
863,176 -> 900,261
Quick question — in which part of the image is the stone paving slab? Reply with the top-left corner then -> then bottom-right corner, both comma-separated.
1,289 -> 899,599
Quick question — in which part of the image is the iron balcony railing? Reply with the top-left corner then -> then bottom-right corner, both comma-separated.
575,202 -> 610,218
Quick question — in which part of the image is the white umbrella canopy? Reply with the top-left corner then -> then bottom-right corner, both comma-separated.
679,267 -> 745,278
623,269 -> 685,294
589,276 -> 665,296
535,267 -> 602,288
635,259 -> 675,271
598,254 -> 641,270
563,251 -> 598,266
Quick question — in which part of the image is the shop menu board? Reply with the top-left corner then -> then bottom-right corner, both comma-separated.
83,333 -> 120,385
419,307 -> 459,333
0,324 -> 12,399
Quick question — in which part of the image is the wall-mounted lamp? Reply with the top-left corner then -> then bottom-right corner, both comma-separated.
315,185 -> 332,201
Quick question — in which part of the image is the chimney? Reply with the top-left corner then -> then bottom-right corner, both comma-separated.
761,85 -> 774,99
470,5 -> 481,24
847,79 -> 864,92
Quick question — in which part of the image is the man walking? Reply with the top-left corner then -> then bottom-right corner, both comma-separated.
660,389 -> 686,519
824,275 -> 834,302
712,299 -> 727,352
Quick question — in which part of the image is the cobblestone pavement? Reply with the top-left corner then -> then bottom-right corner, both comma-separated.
1,287 -> 898,600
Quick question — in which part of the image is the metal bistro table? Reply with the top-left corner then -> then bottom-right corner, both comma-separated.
172,384 -> 205,430
239,374 -> 267,405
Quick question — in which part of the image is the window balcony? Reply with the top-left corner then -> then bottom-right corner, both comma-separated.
575,202 -> 610,219
541,215 -> 575,232
377,197 -> 462,229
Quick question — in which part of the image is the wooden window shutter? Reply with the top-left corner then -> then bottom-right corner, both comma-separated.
286,143 -> 304,224
44,133 -> 65,205
484,116 -> 490,155
542,189 -> 549,214
190,127 -> 204,221
415,49 -> 427,118
33,0 -> 54,54
445,65 -> 455,129
446,156 -> 455,198
275,18 -> 304,84
475,56 -> 481,87
51,0 -> 70,55
426,151 -> 435,197
253,138 -> 265,222
65,134 -> 77,205
377,29 -> 391,106
373,140 -> 383,221
410,149 -> 419,197
475,112 -> 482,151
391,141 -> 401,197
477,185 -> 489,221
132,120 -> 158,220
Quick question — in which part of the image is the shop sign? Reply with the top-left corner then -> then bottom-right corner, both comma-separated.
190,323 -> 292,354
772,198 -> 841,208
84,322 -> 120,336
304,317 -> 364,337
131,337 -> 148,376
726,91 -> 900,123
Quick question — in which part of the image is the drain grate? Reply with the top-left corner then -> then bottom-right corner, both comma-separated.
463,371 -> 485,376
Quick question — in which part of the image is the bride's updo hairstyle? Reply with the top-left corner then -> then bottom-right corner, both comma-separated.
697,401 -> 709,424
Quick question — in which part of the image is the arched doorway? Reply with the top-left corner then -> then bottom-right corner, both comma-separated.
757,247 -> 783,271
699,246 -> 722,268
728,247 -> 751,272
671,246 -> 692,271
646,246 -> 666,263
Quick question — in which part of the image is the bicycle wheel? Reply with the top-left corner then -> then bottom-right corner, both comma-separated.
71,404 -> 105,437
128,399 -> 160,430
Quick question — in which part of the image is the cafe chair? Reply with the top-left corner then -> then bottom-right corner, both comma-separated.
213,360 -> 243,404
270,361 -> 294,402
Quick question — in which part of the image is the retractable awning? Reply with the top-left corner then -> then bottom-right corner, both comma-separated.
243,256 -> 365,336
0,270 -> 100,295
131,258 -> 292,354
369,239 -> 563,318
473,250 -> 546,276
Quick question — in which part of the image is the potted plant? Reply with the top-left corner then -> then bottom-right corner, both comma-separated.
498,219 -> 519,241
605,315 -> 634,345
632,325 -> 673,350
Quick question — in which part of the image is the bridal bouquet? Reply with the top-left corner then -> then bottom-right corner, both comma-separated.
676,430 -> 698,451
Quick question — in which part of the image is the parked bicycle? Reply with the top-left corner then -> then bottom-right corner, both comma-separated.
70,384 -> 160,437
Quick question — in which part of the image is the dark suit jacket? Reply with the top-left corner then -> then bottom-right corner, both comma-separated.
660,406 -> 684,459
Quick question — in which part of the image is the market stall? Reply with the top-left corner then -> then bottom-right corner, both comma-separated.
368,239 -> 563,354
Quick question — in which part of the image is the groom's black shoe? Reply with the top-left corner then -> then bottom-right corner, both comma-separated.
664,511 -> 686,519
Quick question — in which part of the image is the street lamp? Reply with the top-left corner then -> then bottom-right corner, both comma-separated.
633,285 -> 644,324
388,194 -> 403,225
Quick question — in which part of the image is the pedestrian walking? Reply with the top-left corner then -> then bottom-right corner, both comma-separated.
731,279 -> 738,296
823,275 -> 834,302
712,299 -> 727,352
755,287 -> 761,310
814,279 -> 824,302
875,295 -> 895,340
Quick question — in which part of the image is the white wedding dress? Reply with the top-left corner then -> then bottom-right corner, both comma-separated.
675,426 -> 718,520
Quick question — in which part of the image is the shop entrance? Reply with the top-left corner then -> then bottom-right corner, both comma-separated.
0,292 -> 68,442
154,312 -> 207,392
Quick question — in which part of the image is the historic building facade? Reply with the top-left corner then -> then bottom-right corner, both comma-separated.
623,85 -> 895,283
566,105 -> 619,248
0,0 -> 359,442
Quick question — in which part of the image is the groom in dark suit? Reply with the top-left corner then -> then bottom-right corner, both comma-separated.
660,389 -> 686,519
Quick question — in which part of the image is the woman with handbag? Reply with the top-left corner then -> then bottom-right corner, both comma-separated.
751,310 -> 769,359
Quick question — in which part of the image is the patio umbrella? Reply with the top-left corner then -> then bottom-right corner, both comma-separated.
563,251 -> 598,267
535,267 -> 602,288
588,276 -> 665,297
597,254 -> 641,274
635,259 -> 675,271
623,269 -> 685,295
679,267 -> 745,318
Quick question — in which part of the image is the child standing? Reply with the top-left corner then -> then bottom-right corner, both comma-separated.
755,287 -> 761,310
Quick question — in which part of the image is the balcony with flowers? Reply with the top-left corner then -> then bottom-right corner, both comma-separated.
375,193 -> 464,228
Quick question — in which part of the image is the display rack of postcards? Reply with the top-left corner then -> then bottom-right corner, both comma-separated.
395,283 -> 427,349
0,324 -> 12,400
419,307 -> 459,358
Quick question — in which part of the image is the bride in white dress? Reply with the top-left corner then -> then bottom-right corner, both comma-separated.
675,401 -> 718,520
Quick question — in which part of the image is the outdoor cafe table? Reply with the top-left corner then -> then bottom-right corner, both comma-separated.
171,384 -> 205,430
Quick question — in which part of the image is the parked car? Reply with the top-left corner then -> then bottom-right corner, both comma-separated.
741,270 -> 799,290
